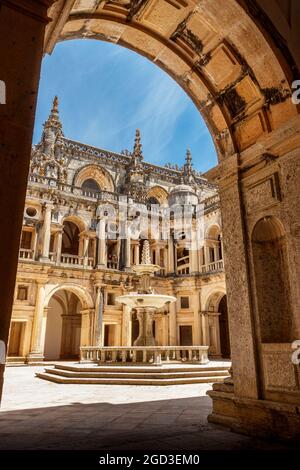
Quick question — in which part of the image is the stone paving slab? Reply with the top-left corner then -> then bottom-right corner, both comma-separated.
0,366 -> 297,450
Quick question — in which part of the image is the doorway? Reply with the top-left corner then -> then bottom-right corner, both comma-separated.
179,325 -> 193,346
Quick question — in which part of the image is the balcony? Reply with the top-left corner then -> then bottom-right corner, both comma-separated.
201,260 -> 224,274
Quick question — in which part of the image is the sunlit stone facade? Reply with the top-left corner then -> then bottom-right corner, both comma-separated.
8,98 -> 228,363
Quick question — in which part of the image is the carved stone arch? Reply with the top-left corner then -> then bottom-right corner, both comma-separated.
59,0 -> 298,159
44,283 -> 94,310
205,223 -> 221,240
205,289 -> 226,312
147,186 -> 169,205
73,164 -> 115,192
62,215 -> 87,233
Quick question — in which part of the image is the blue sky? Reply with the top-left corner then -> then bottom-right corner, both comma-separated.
33,39 -> 217,172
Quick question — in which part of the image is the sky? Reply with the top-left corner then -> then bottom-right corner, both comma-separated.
33,39 -> 217,172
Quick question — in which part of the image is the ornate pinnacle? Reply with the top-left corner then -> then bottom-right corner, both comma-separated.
182,147 -> 194,183
133,129 -> 143,160
45,95 -> 63,133
186,148 -> 192,165
141,240 -> 151,265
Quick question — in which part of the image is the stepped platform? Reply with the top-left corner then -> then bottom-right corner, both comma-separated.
36,361 -> 231,385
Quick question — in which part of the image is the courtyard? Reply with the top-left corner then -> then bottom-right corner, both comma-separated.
0,366 -> 297,451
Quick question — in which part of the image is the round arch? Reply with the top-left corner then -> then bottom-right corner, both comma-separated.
205,223 -> 221,240
61,215 -> 87,233
205,289 -> 226,312
44,283 -> 94,310
57,0 -> 298,160
74,164 -> 115,192
147,186 -> 169,205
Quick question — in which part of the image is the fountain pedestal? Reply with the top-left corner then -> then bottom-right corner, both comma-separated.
116,240 -> 176,357
134,308 -> 156,347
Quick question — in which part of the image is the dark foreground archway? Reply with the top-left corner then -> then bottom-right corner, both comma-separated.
0,0 -> 299,440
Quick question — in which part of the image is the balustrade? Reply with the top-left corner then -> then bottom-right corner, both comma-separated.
201,259 -> 224,274
19,248 -> 34,260
80,345 -> 209,365
60,254 -> 84,266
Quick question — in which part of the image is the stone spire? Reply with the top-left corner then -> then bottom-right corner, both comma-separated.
132,129 -> 143,163
141,240 -> 151,265
41,96 -> 64,155
30,96 -> 68,183
123,129 -> 146,201
182,148 -> 195,185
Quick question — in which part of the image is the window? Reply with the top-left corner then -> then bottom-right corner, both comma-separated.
180,296 -> 189,309
107,293 -> 116,306
82,178 -> 100,193
20,231 -> 32,249
17,286 -> 28,301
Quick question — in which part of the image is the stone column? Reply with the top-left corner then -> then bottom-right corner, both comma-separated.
55,229 -> 63,264
192,292 -> 201,345
121,305 -> 131,346
82,235 -> 90,268
40,203 -> 53,261
134,242 -> 139,265
125,234 -> 131,271
94,287 -> 104,347
27,282 -> 46,363
32,226 -> 39,260
167,237 -> 175,273
204,245 -> 210,266
169,301 -> 177,345
0,0 -> 54,399
97,219 -> 106,268
201,312 -> 209,346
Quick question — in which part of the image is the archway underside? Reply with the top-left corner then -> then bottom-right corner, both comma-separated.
46,0 -> 298,161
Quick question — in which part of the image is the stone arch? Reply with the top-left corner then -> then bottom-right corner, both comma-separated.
205,223 -> 221,240
61,215 -> 87,233
205,289 -> 226,312
44,283 -> 94,310
147,186 -> 169,205
57,0 -> 298,160
73,164 -> 115,192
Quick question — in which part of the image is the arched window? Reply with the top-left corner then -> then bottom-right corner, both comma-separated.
252,217 -> 292,343
62,221 -> 80,256
147,196 -> 159,206
82,178 -> 100,193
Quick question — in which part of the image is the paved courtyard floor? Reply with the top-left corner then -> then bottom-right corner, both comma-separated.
0,365 -> 297,450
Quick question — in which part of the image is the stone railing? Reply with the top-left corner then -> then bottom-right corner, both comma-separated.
28,174 -> 119,203
201,259 -> 224,274
60,254 -> 84,266
19,248 -> 34,260
80,345 -> 209,365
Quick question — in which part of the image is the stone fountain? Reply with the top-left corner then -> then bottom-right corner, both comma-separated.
116,240 -> 176,347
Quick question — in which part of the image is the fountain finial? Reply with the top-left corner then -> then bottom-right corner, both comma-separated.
141,240 -> 151,265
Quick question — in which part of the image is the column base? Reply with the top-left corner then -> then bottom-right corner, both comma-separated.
207,384 -> 300,441
97,264 -> 106,269
38,256 -> 50,263
26,353 -> 44,364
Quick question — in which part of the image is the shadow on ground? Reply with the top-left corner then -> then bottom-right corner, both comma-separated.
0,395 -> 297,450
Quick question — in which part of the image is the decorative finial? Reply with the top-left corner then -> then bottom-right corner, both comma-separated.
141,240 -> 151,265
133,128 -> 143,160
52,95 -> 59,113
186,148 -> 192,164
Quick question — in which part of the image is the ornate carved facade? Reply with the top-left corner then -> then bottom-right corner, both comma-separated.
8,98 -> 228,363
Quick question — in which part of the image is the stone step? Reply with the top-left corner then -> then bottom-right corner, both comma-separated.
36,372 -> 227,386
44,367 -> 229,380
54,364 -> 230,374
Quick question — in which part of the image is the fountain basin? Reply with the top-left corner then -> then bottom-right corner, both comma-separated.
116,294 -> 176,309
